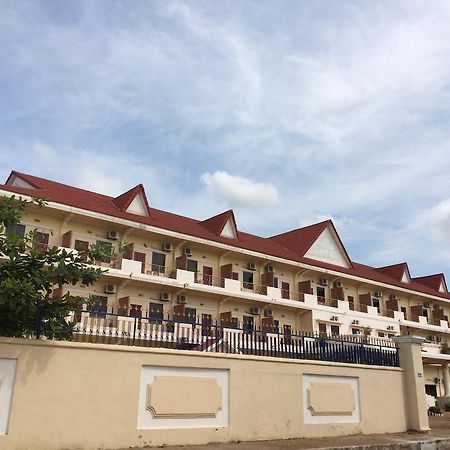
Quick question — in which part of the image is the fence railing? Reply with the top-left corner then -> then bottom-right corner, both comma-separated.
67,308 -> 399,367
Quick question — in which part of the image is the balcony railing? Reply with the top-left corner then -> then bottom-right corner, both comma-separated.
67,308 -> 399,367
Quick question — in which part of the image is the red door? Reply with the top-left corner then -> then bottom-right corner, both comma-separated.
203,266 -> 213,285
134,252 -> 146,274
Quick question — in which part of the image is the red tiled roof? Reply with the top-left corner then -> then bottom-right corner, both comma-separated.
112,184 -> 149,214
201,209 -> 238,238
1,170 -> 449,301
412,274 -> 446,291
375,263 -> 410,282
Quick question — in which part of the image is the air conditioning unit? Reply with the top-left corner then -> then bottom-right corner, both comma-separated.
373,291 -> 382,298
162,242 -> 172,252
104,283 -> 116,294
387,325 -> 394,331
266,265 -> 274,273
389,294 -> 396,301
334,280 -> 343,288
424,302 -> 431,308
330,316 -> 339,321
177,295 -> 187,304
264,308 -> 273,317
250,307 -> 260,315
106,229 -> 118,240
436,337 -> 442,343
160,292 -> 170,302
247,262 -> 256,271
352,320 -> 359,325
319,278 -> 328,286
183,247 -> 192,256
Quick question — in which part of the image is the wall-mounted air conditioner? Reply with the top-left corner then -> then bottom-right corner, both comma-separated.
247,262 -> 256,271
319,278 -> 328,286
264,309 -> 273,317
106,230 -> 118,240
104,283 -> 116,294
162,242 -> 172,252
177,295 -> 187,304
266,265 -> 274,273
250,307 -> 260,315
160,292 -> 170,302
334,280 -> 343,288
330,316 -> 339,321
183,247 -> 192,256
373,291 -> 382,298
352,320 -> 359,325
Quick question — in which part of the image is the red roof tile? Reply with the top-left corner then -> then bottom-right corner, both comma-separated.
412,274 -> 447,292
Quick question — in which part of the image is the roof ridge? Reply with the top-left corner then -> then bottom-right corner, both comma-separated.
270,219 -> 330,239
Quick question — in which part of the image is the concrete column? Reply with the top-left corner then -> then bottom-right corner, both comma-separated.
392,335 -> 430,432
443,363 -> 450,396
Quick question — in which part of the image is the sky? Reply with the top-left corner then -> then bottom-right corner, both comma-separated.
1,0 -> 450,277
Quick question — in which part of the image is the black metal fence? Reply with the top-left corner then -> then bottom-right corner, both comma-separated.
68,308 -> 400,367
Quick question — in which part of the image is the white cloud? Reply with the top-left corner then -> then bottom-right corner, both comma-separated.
425,199 -> 450,243
201,171 -> 279,207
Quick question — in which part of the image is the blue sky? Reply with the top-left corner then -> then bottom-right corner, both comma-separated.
1,0 -> 450,277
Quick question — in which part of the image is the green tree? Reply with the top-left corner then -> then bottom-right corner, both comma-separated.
0,195 -> 105,339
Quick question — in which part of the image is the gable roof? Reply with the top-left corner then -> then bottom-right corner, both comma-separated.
1,170 -> 449,302
270,220 -> 353,269
201,210 -> 239,239
112,184 -> 150,216
375,263 -> 411,283
412,273 -> 448,293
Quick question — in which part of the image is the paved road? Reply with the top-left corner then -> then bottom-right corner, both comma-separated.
122,413 -> 450,450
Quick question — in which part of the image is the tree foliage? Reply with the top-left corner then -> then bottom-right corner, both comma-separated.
0,195 -> 105,339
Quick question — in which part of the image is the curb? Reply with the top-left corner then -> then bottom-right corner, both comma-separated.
315,437 -> 450,450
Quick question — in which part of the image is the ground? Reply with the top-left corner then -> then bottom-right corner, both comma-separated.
122,412 -> 450,450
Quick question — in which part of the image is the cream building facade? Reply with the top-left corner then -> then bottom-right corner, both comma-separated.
1,170 -> 449,404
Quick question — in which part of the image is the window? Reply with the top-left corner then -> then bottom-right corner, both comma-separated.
202,313 -> 212,336
90,295 -> 108,318
75,239 -> 89,262
95,240 -> 112,263
184,307 -> 196,325
186,259 -> 198,273
318,322 -> 327,334
378,332 -> 385,337
330,325 -> 340,336
243,315 -> 254,333
149,303 -> 163,323
34,231 -> 49,252
6,223 -> 25,237
351,328 -> 360,335
151,252 -> 166,273
273,277 -> 278,288
230,317 -> 239,329
243,271 -> 254,289
273,319 -> 280,334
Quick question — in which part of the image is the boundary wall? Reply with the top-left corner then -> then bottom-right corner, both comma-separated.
0,337 -> 424,450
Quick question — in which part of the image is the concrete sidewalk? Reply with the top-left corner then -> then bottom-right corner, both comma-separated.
123,414 -> 450,450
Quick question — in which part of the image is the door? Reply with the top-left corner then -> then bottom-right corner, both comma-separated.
203,266 -> 213,285
134,251 -> 146,274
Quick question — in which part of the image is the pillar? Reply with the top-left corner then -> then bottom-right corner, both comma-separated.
443,363 -> 450,397
392,335 -> 430,432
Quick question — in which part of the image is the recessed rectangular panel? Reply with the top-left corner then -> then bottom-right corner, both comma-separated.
303,374 -> 360,424
138,366 -> 229,429
0,359 -> 17,435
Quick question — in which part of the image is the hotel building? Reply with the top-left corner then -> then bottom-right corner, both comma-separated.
1,170 -> 449,401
